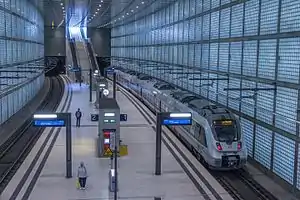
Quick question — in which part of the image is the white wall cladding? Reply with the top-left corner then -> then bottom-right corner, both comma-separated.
0,0 -> 44,125
111,0 -> 300,190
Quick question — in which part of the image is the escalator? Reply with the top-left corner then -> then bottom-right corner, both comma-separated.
80,27 -> 99,74
86,40 -> 99,73
66,28 -> 82,82
68,38 -> 82,82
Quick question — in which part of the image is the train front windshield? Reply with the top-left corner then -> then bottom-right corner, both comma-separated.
213,120 -> 239,142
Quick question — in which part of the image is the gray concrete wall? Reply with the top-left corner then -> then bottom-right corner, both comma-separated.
44,26 -> 66,56
87,28 -> 111,57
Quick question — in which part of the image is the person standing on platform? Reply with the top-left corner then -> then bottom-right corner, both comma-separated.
77,161 -> 88,190
75,108 -> 82,127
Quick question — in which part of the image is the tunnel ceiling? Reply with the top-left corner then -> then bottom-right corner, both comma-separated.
42,0 -> 176,28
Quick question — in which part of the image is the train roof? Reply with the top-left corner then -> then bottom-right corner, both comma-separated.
179,93 -> 197,99
137,74 -> 152,80
188,98 -> 234,119
170,90 -> 188,98
188,99 -> 210,109
153,81 -> 168,87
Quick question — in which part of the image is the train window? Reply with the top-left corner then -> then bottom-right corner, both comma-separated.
213,120 -> 239,142
199,127 -> 207,147
193,122 -> 200,138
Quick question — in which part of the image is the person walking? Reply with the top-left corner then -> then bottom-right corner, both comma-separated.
75,108 -> 82,127
77,161 -> 88,190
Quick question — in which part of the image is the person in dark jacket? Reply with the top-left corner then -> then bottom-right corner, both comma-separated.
75,108 -> 82,127
77,161 -> 88,189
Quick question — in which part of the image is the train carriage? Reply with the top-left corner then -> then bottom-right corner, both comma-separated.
108,67 -> 248,170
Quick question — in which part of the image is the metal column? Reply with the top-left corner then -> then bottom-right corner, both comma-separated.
65,113 -> 72,178
89,68 -> 92,102
155,113 -> 162,175
99,89 -> 103,99
114,132 -> 118,200
113,72 -> 116,99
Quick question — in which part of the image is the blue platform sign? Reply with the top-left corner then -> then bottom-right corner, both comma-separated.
161,112 -> 192,126
120,114 -> 127,122
163,119 -> 191,125
33,119 -> 65,127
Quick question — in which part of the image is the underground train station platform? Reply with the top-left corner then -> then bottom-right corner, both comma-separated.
0,76 -> 297,200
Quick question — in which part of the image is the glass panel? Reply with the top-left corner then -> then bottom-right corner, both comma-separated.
241,118 -> 254,155
273,133 -> 295,184
241,80 -> 255,117
254,125 -> 272,169
244,0 -> 259,36
228,78 -> 240,110
210,11 -> 219,39
220,8 -> 230,38
258,40 -> 276,79
260,0 -> 278,35
219,43 -> 229,72
229,42 -> 242,74
209,43 -> 218,70
280,0 -> 300,32
275,87 -> 297,134
277,38 -> 300,83
231,4 -> 243,37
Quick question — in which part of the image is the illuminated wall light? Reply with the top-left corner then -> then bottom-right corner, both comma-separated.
96,11 -> 98,14
136,6 -> 139,8
101,0 -> 103,2
97,8 -> 100,11
131,10 -> 134,12
126,13 -> 129,15
60,3 -> 63,6
122,15 -> 124,18
33,114 -> 58,119
62,6 -> 64,9
99,4 -> 101,7
169,113 -> 192,118
141,1 -> 144,4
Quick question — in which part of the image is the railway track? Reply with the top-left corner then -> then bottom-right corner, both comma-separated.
112,78 -> 279,200
212,169 -> 278,200
0,76 -> 64,194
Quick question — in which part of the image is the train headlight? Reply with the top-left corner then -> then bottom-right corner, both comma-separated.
216,142 -> 222,151
237,142 -> 242,150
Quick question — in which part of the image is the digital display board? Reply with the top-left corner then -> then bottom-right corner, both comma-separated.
33,119 -> 65,127
163,119 -> 192,125
214,120 -> 234,126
